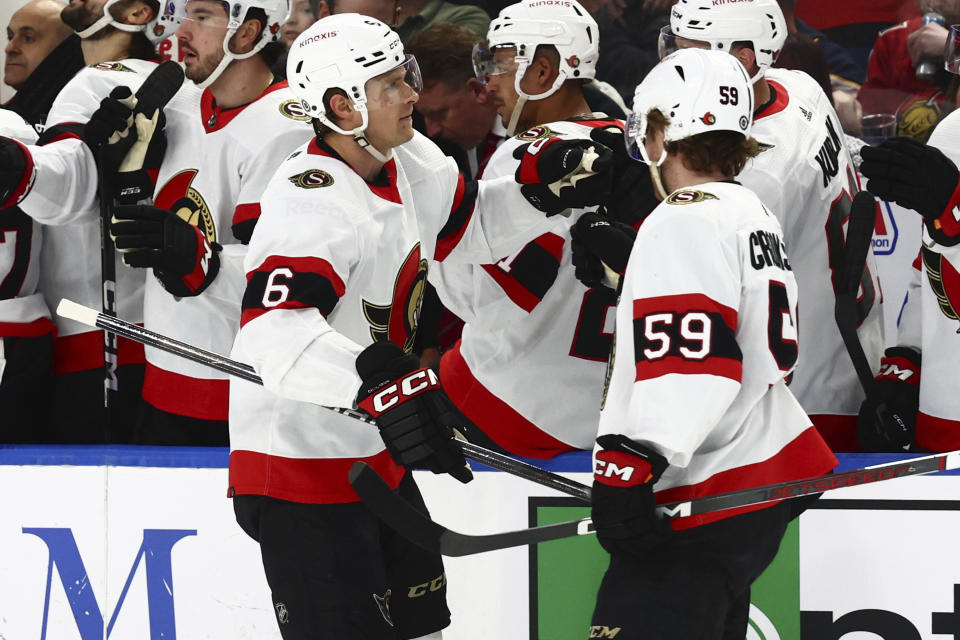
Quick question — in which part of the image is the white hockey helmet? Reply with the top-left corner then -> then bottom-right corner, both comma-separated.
661,0 -> 787,82
147,0 -> 179,44
473,0 -> 598,133
287,14 -> 421,160
171,0 -> 290,88
75,0 -> 164,40
625,47 -> 754,166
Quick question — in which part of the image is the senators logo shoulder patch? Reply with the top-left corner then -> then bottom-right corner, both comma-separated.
665,190 -> 719,205
288,169 -> 334,189
516,125 -> 555,141
89,61 -> 136,73
279,99 -> 312,122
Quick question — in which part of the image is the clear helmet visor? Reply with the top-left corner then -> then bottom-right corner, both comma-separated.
623,111 -> 666,166
946,24 -> 960,73
658,25 -> 714,59
363,54 -> 423,110
173,0 -> 236,30
472,42 -> 518,84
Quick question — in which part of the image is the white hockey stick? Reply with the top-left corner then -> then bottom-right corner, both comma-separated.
56,298 -> 592,501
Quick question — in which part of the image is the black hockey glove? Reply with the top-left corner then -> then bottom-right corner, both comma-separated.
857,346 -> 921,452
591,434 -> 671,558
513,137 -> 613,216
589,125 -> 658,225
83,86 -> 136,173
570,212 -> 637,289
111,204 -> 221,297
0,136 -> 34,209
356,341 -> 473,484
861,137 -> 960,246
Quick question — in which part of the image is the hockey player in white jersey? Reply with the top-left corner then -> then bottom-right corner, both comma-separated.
0,110 -> 55,441
228,14 -> 613,638
858,116 -> 960,453
0,0 -> 173,442
580,47 -> 838,639
662,0 -> 886,452
103,0 -> 314,445
429,0 -> 657,457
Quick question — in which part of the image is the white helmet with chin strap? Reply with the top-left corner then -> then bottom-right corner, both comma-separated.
76,0 -> 162,40
474,0 -> 599,136
625,47 -> 754,166
172,0 -> 289,89
662,0 -> 787,83
286,14 -> 422,163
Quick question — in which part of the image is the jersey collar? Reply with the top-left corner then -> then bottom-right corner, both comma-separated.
200,79 -> 288,133
307,137 -> 402,204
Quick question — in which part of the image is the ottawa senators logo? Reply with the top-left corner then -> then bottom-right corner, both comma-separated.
362,244 -> 428,351
567,55 -> 580,68
152,23 -> 167,38
922,246 -> 960,332
288,169 -> 334,188
154,169 -> 216,241
278,99 -> 312,122
516,125 -> 555,142
90,62 -> 136,73
700,112 -> 716,125
665,190 -> 719,205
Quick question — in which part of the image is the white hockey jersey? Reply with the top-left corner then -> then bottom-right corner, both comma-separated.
0,110 -> 52,338
229,132 -> 560,504
738,68 -> 885,451
140,80 -> 313,421
892,111 -> 960,451
430,117 -> 626,457
16,60 -> 156,375
598,181 -> 838,530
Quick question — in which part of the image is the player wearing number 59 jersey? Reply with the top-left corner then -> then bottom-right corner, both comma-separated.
665,0 -> 885,452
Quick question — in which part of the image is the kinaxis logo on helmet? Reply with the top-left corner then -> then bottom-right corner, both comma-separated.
299,30 -> 337,46
529,0 -> 573,6
362,244 -> 428,352
155,170 -> 216,242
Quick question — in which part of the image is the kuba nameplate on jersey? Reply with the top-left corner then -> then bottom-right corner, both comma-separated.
358,368 -> 441,416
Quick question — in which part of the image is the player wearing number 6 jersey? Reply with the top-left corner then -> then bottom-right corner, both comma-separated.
662,0 -> 886,452
583,48 -> 838,639
228,15 -> 611,639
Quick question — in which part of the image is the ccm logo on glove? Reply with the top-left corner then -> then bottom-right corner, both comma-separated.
594,449 -> 654,487
360,368 -> 441,415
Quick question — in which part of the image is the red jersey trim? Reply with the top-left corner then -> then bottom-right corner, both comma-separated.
434,174 -> 476,262
200,80 -> 290,133
755,80 -> 790,121
233,202 -> 260,228
241,255 -> 346,327
53,330 -> 146,375
917,411 -> 960,452
306,138 -> 403,203
142,363 -> 229,421
2,139 -> 35,208
440,341 -> 577,458
0,317 -> 56,338
481,233 -> 564,313
656,426 -> 838,530
228,448 -> 405,504
809,413 -> 859,453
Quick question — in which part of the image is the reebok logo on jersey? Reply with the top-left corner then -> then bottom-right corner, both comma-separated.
278,99 -> 312,122
665,190 -> 718,205
288,169 -> 334,189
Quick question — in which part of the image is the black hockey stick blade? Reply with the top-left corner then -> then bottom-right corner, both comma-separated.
352,449 -> 960,556
133,60 -> 184,118
349,462 -> 594,556
834,191 -> 878,392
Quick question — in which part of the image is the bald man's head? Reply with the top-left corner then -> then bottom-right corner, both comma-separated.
5,0 -> 73,90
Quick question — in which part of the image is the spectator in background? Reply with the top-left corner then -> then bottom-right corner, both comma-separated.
4,0 -> 81,127
394,0 -> 489,41
281,0 -> 328,45
860,0 -> 960,142
328,0 -> 399,26
591,0 -> 671,103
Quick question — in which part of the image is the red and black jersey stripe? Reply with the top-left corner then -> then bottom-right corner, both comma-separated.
434,174 -> 479,262
241,255 -> 345,327
632,293 -> 742,382
37,122 -> 85,145
481,232 -> 564,312
231,203 -> 260,244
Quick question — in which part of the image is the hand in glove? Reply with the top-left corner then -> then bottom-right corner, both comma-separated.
514,137 -> 613,216
857,346 -> 921,452
589,125 -> 658,225
0,136 -> 34,209
592,434 -> 671,557
570,211 -> 637,289
111,204 -> 221,297
356,341 -> 473,483
860,137 -> 960,246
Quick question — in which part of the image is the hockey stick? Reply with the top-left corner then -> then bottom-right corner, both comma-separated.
834,191 -> 879,393
349,448 -> 960,556
98,60 -> 184,439
55,298 -> 592,501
